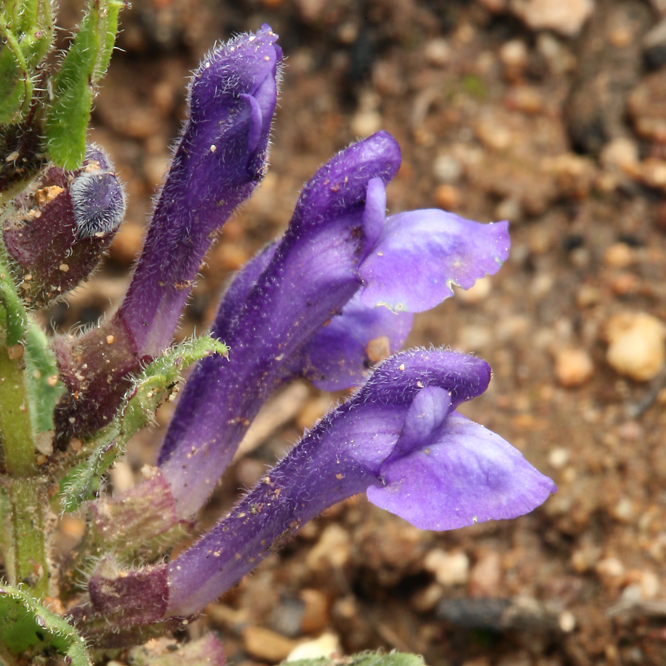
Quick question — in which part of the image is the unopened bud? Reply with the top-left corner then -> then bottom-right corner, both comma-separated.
2,144 -> 125,307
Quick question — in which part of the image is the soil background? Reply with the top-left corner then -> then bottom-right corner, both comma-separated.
50,0 -> 666,664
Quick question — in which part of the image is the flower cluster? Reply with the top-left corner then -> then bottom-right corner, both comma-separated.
62,25 -> 555,639
0,20 -> 555,662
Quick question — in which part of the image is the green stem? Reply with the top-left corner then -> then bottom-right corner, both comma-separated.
0,246 -> 33,477
0,249 -> 27,347
0,347 -> 35,477
4,478 -> 50,598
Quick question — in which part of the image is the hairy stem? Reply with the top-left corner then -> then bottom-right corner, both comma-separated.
0,246 -> 49,598
0,347 -> 35,478
4,478 -> 50,598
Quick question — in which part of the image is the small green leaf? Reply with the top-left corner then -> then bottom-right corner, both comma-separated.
0,1 -> 54,124
58,336 -> 228,512
24,319 -> 64,433
43,0 -> 123,168
0,583 -> 90,664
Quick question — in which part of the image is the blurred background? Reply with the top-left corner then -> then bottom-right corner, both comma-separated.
52,0 -> 666,664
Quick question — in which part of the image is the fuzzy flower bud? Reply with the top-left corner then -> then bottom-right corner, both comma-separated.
53,26 -> 282,442
2,145 -> 125,307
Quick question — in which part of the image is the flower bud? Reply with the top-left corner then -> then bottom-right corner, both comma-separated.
2,145 -> 125,307
53,26 -> 282,442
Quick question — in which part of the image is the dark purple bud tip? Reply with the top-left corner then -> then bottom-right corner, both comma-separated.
2,144 -> 125,307
71,146 -> 126,240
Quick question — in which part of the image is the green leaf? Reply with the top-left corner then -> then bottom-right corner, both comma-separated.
285,653 -> 426,666
24,318 -> 63,433
58,336 -> 228,512
0,1 -> 54,124
0,583 -> 90,664
43,0 -> 123,169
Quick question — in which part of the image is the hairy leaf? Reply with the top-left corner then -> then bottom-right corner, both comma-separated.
43,0 -> 123,168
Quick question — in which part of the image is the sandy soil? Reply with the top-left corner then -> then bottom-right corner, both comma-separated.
48,1 -> 666,664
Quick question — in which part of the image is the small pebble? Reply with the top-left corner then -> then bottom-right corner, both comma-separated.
6,343 -> 23,360
596,557 -> 625,579
351,110 -> 382,138
499,40 -> 528,80
433,154 -> 462,183
612,497 -> 635,523
571,545 -> 601,573
555,348 -> 594,388
110,222 -> 144,264
468,551 -> 502,598
510,0 -> 595,37
606,312 -> 666,381
457,325 -> 492,352
600,137 -> 639,172
576,284 -> 601,308
286,632 -> 340,662
411,582 -> 444,613
434,184 -> 461,210
495,197 -> 523,223
306,524 -> 351,571
455,276 -> 492,304
242,626 -> 298,663
548,447 -> 570,470
558,611 -> 576,633
610,272 -> 641,296
300,589 -> 329,634
604,243 -> 636,268
640,571 -> 660,599
424,549 -> 470,586
34,432 -> 53,456
424,38 -> 451,67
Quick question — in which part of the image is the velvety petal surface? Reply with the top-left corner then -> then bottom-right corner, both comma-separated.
296,293 -> 413,390
368,411 -> 557,530
157,133 -> 402,516
359,212 -> 510,312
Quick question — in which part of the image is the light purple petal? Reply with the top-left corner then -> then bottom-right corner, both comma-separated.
386,385 -> 452,461
359,212 -> 510,312
297,293 -> 413,391
361,177 -> 387,257
367,411 -> 557,531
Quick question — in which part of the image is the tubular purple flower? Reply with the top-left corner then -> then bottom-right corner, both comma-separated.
52,26 -> 282,441
155,133 -> 510,518
119,24 -> 282,357
83,349 -> 555,624
156,131 -> 403,517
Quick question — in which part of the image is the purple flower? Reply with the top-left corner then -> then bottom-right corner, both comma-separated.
118,24 -> 282,357
156,132 -> 509,518
53,26 -> 282,441
83,349 -> 555,624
